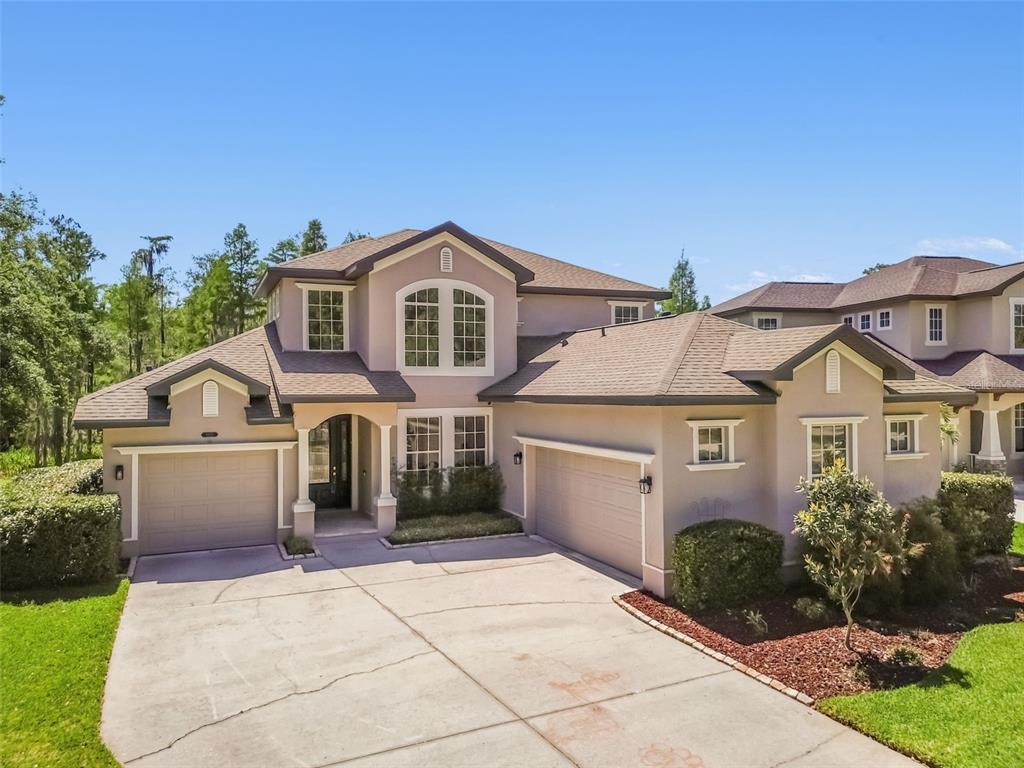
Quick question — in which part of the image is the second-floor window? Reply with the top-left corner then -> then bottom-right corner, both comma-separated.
610,301 -> 644,324
877,309 -> 892,330
926,304 -> 946,346
300,284 -> 352,351
859,313 -> 871,332
1011,299 -> 1024,353
398,280 -> 494,375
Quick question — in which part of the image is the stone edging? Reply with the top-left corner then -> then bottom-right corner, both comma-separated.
612,595 -> 815,706
380,532 -> 527,550
277,542 -> 322,560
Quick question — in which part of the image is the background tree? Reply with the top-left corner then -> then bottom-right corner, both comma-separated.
862,263 -> 891,275
342,230 -> 369,244
178,251 -> 235,348
662,249 -> 710,314
299,219 -> 328,255
138,235 -> 174,358
222,223 -> 263,335
266,235 -> 299,264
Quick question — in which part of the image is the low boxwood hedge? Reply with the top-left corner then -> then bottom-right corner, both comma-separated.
1,460 -> 120,590
671,519 -> 784,612
938,471 -> 1015,566
396,463 -> 505,518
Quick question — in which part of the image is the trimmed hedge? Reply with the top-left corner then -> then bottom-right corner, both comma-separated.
1,460 -> 120,590
396,463 -> 505,519
671,519 -> 784,612
939,471 -> 1015,566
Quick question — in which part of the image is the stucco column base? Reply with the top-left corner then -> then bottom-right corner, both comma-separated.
292,500 -> 315,541
642,564 -> 671,599
375,496 -> 397,536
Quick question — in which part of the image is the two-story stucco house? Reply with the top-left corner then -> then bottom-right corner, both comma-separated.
711,255 -> 1024,475
74,224 -> 973,597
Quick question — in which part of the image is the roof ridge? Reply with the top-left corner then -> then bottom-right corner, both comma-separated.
657,313 -> 707,396
278,229 -> 419,268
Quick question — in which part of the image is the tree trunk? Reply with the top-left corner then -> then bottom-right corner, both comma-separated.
844,610 -> 854,650
51,407 -> 64,466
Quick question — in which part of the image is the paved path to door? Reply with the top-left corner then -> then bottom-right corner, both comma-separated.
104,536 -> 918,767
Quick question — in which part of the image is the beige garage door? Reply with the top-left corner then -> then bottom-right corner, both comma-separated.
535,448 -> 642,577
139,451 -> 277,555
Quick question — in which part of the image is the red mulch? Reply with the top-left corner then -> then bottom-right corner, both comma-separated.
621,560 -> 1024,700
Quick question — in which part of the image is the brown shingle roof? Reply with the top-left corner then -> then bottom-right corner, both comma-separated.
711,256 -> 1024,316
259,222 -> 669,299
857,336 -> 978,403
915,351 -> 1024,392
481,314 -> 967,405
73,324 -> 414,427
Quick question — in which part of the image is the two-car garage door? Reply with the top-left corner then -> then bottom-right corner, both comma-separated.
534,447 -> 643,578
139,451 -> 277,555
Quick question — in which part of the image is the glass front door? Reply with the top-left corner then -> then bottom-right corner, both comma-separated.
309,415 -> 352,508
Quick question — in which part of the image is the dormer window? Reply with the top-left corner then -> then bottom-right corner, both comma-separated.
609,301 -> 645,324
202,381 -> 219,417
398,280 -> 493,375
299,283 -> 353,351
858,313 -> 871,332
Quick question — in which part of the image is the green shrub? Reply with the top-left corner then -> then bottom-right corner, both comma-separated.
794,596 -> 831,624
887,645 -> 923,667
671,519 -> 784,612
939,472 -> 1015,566
396,463 -> 505,519
283,536 -> 313,555
900,499 -> 961,605
0,461 -> 120,590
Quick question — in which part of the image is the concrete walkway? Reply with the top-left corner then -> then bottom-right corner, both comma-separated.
103,537 -> 918,767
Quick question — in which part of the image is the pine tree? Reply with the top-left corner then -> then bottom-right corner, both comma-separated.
300,219 -> 328,256
662,249 -> 703,314
222,223 -> 262,335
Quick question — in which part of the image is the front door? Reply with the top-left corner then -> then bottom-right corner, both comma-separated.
308,415 -> 352,508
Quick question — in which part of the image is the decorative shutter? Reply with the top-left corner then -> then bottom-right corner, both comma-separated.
440,247 -> 453,273
825,350 -> 840,394
202,381 -> 219,417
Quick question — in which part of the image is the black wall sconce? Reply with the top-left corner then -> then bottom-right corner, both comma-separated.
638,475 -> 652,495
513,451 -> 523,465
114,465 -> 124,481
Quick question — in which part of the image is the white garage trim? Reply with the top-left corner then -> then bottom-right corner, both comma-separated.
514,435 -> 657,573
115,441 -> 297,541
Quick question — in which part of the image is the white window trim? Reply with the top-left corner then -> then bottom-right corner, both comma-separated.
297,282 -> 354,352
1012,402 -> 1024,457
752,312 -> 783,331
397,407 -> 493,471
883,414 -> 927,459
876,307 -> 892,331
201,381 -> 219,417
841,314 -> 854,327
607,300 -> 646,325
685,418 -> 745,471
267,285 -> 281,323
799,416 -> 868,478
396,279 -> 494,376
1009,297 -> 1024,353
858,312 -> 872,332
925,303 -> 947,347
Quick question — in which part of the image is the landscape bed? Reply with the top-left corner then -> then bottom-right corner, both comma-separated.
619,559 -> 1024,701
387,510 -> 523,545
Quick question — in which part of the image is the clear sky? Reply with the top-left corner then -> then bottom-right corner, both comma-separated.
3,1 -> 1022,303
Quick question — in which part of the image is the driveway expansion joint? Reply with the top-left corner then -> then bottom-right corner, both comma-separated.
403,599 -> 609,618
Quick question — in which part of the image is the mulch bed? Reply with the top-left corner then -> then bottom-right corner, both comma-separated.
621,559 -> 1024,700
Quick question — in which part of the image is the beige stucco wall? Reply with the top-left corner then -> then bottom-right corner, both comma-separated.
881,402 -> 943,505
516,294 -> 656,336
103,384 -> 299,555
728,309 -> 835,329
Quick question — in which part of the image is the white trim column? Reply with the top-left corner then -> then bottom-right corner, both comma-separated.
378,424 -> 396,503
129,452 -> 139,542
978,408 -> 1005,462
949,414 -> 960,467
292,428 -> 315,539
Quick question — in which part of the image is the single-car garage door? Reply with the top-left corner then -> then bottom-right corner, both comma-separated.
534,447 -> 642,577
139,451 -> 277,555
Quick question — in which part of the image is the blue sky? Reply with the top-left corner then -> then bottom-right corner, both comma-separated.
3,1 -> 1022,302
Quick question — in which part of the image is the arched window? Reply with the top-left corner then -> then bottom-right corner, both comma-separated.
825,350 -> 841,394
453,288 -> 486,367
202,380 -> 219,417
397,280 -> 493,375
403,287 -> 440,367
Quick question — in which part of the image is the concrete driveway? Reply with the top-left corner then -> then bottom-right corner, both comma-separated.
104,536 -> 917,767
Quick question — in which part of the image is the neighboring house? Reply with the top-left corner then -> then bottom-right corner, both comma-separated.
711,255 -> 1024,474
74,224 -> 971,598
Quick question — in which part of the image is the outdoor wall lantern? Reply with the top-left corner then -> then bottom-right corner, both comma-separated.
114,465 -> 124,481
513,451 -> 523,465
638,475 -> 653,495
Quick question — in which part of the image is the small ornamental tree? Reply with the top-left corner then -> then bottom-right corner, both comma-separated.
794,459 -> 916,649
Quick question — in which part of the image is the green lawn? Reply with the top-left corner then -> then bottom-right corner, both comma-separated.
389,510 -> 523,545
819,623 -> 1024,768
1,579 -> 129,768
1012,522 -> 1024,556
